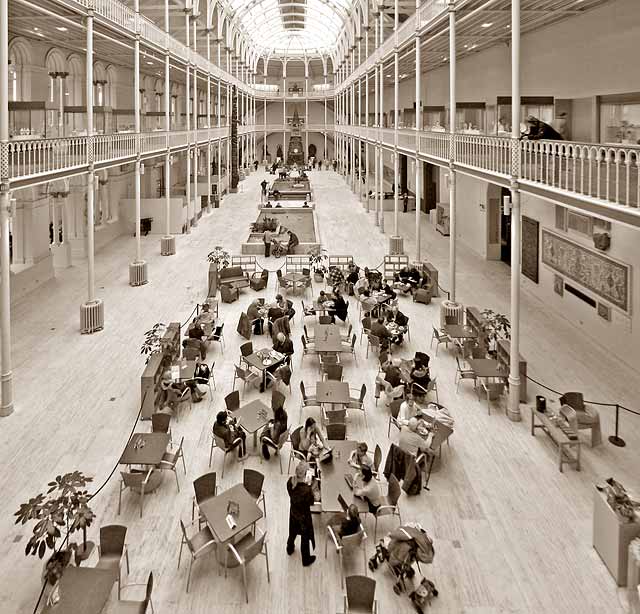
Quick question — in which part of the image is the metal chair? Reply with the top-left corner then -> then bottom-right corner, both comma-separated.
455,356 -> 477,392
325,525 -> 368,588
233,364 -> 261,397
342,334 -> 358,364
342,575 -> 378,613
175,387 -> 192,420
318,315 -> 333,325
430,326 -> 452,355
183,345 -> 200,361
287,425 -> 307,473
225,527 -> 270,604
271,388 -> 286,412
239,341 -> 254,366
191,472 -> 217,528
322,406 -> 347,427
299,380 -> 320,422
158,436 -> 186,492
95,525 -> 129,598
479,380 -> 506,415
372,445 -> 383,479
300,335 -> 316,365
261,428 -> 290,474
387,399 -> 403,437
243,468 -> 267,516
209,322 -> 225,352
225,390 -> 241,412
325,364 -> 344,381
360,317 -> 372,345
118,469 -> 153,518
326,422 -> 347,440
209,430 -> 242,479
193,360 -> 216,398
347,384 -> 367,426
110,572 -> 154,614
341,323 -> 353,342
303,323 -> 315,341
151,413 -> 172,444
425,376 -> 439,404
301,300 -> 316,318
178,519 -> 216,593
374,474 -> 402,539
365,334 -> 381,358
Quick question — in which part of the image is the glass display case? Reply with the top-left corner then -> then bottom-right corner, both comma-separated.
64,106 -> 112,136
403,108 -> 416,128
9,101 -> 47,139
599,95 -> 640,145
144,111 -> 166,132
423,106 -> 447,131
114,109 -> 135,133
456,103 -> 486,134
495,96 -> 554,136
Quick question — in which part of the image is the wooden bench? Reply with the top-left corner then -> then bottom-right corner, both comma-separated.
530,406 -> 581,472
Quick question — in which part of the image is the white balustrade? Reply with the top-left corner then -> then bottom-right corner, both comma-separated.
8,137 -> 87,180
418,131 -> 449,161
456,134 -> 511,176
398,129 -> 417,151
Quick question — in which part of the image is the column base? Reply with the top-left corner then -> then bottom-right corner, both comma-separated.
0,370 -> 14,417
129,260 -> 148,287
161,236 -> 176,256
80,299 -> 104,334
507,380 -> 522,422
389,236 -> 404,255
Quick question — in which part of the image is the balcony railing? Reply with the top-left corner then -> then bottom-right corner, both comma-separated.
8,137 -> 87,182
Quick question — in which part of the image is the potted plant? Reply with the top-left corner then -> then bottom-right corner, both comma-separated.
480,309 -> 511,356
308,246 -> 328,282
207,246 -> 230,296
14,472 -> 95,590
141,322 -> 167,364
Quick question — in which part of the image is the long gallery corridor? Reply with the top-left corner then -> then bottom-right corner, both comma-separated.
1,169 -> 638,614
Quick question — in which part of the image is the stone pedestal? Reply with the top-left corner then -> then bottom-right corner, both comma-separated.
80,299 -> 104,334
161,236 -> 176,256
129,260 -> 148,287
389,235 -> 404,255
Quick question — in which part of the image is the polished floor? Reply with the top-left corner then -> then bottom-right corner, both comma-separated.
1,169 -> 638,613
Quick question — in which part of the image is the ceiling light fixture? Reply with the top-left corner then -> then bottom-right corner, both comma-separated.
56,26 -> 68,32
146,61 -> 153,65
481,22 -> 493,28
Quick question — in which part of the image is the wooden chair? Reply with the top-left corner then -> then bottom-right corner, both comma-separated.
158,436 -> 186,492
233,364 -> 260,397
225,390 -> 241,412
299,381 -> 320,422
151,412 -> 172,444
325,525 -> 368,588
243,468 -> 267,516
110,572 -> 154,614
225,527 -> 270,604
118,469 -> 153,518
178,519 -> 216,593
261,428 -> 290,474
95,525 -> 129,599
430,326 -> 451,355
183,346 -> 200,361
387,399 -> 403,437
239,341 -> 254,365
191,472 -> 217,528
209,430 -> 242,479
374,474 -> 402,540
342,575 -> 378,613
287,425 -> 307,473
221,284 -> 239,303
322,406 -> 347,427
325,364 -> 344,382
237,313 -> 252,340
326,422 -> 347,440
455,356 -> 477,392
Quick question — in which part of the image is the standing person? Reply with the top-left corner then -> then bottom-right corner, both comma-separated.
260,178 -> 268,202
286,461 -> 317,566
263,227 -> 272,257
402,190 -> 409,213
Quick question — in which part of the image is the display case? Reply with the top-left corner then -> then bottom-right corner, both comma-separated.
9,101 -> 47,139
423,106 -> 447,131
495,96 -> 554,136
143,111 -> 166,132
403,108 -> 416,128
456,102 -> 486,134
64,106 -> 112,136
114,109 -> 135,133
599,94 -> 640,145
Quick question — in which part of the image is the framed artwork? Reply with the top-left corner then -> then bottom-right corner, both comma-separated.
554,275 -> 564,296
542,229 -> 631,313
597,303 -> 612,321
521,216 -> 539,283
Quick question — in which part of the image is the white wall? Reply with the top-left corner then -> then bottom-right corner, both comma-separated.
120,197 -> 186,235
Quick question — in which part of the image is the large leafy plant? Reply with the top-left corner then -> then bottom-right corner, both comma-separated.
207,246 -> 230,269
480,309 -> 511,352
14,472 -> 95,563
140,322 -> 167,363
308,246 -> 328,273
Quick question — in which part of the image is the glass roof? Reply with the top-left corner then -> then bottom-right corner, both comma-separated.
228,0 -> 353,55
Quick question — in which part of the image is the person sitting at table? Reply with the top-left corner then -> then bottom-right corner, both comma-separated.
381,281 -> 397,300
261,404 -> 288,460
410,363 -> 431,399
413,351 -> 431,371
286,461 -> 317,566
273,332 -> 294,364
348,442 -> 373,470
191,358 -> 211,397
353,465 -> 382,513
375,357 -> 405,406
275,294 -> 296,320
161,369 -> 205,407
247,298 -> 265,335
385,305 -> 408,345
399,417 -> 430,458
213,410 -> 246,459
182,337 -> 207,361
420,402 -> 455,429
370,317 -> 392,351
300,417 -> 330,461
197,302 -> 216,332
188,319 -> 206,341
354,276 -> 369,296
345,264 -> 360,295
331,289 -> 349,323
399,395 -> 420,426
328,504 -> 362,540
315,290 -> 328,309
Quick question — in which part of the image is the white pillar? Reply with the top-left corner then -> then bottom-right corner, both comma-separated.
393,0 -> 400,238
191,14 -> 198,227
185,9 -> 191,234
162,0 -> 173,253
206,27 -> 211,210
133,0 -> 142,265
86,10 -> 95,302
448,0 -> 456,301
379,59 -> 385,233
374,58 -> 379,226
508,0 -> 522,421
415,5 -> 422,262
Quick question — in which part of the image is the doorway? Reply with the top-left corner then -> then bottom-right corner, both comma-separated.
500,186 -> 512,265
423,163 -> 438,213
400,154 -> 408,193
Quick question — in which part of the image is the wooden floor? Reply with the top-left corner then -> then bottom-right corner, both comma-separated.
1,169 -> 638,614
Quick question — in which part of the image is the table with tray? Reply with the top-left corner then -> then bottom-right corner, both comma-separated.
530,407 -> 581,472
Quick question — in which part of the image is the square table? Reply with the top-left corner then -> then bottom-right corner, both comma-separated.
42,566 -> 117,614
316,381 -> 350,405
170,359 -> 196,382
319,440 -> 369,514
200,483 -> 263,557
119,432 -> 170,466
284,272 -> 307,294
444,324 -> 478,340
467,358 -> 507,380
244,348 -> 285,389
235,399 -> 271,453
313,324 -> 345,353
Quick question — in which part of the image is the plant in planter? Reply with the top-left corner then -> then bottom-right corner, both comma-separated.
207,246 -> 231,297
14,471 -> 95,586
480,309 -> 511,356
308,246 -> 328,282
141,322 -> 167,364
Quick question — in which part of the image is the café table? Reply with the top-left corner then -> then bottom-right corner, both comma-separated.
199,483 -> 263,565
284,272 -> 307,294
120,432 -> 170,466
467,358 -> 507,380
316,381 -> 350,406
319,440 -> 369,514
313,324 -> 345,353
234,399 -> 271,454
170,359 -> 196,382
42,566 -> 117,614
444,324 -> 478,340
244,348 -> 285,390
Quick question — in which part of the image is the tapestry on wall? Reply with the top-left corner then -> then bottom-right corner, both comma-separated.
521,216 -> 539,283
541,229 -> 630,313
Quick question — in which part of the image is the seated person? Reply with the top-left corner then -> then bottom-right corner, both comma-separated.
263,201 -> 273,208
191,358 -> 211,397
398,417 -> 430,458
348,442 -> 373,470
398,395 -> 421,426
345,264 -> 360,294
275,294 -> 296,320
188,319 -> 206,341
331,289 -> 349,323
354,277 -> 369,296
273,332 -> 294,363
413,351 -> 431,371
352,466 -> 381,513
370,317 -> 392,351
287,231 -> 300,252
197,303 -> 216,333
161,369 -> 205,408
381,282 -> 397,300
213,411 -> 246,458
247,299 -> 265,335
410,364 -> 431,398
260,405 -> 288,460
183,337 -> 207,360
420,402 -> 455,429
315,290 -> 328,308
299,417 -> 330,461
376,357 -> 405,404
385,306 -> 408,344
328,504 -> 362,540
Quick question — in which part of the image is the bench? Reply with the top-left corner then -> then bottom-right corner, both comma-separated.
530,406 -> 581,472
219,266 -> 250,290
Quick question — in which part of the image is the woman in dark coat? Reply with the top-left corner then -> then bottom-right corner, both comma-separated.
332,289 -> 349,323
286,461 -> 317,566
